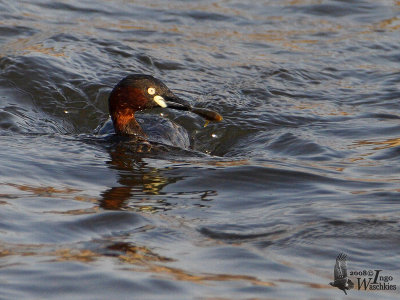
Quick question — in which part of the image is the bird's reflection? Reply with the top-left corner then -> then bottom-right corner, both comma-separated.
99,139 -> 186,211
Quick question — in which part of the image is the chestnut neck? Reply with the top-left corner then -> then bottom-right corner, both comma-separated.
108,84 -> 149,137
111,109 -> 147,137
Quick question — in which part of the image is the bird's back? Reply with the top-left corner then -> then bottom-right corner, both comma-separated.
138,114 -> 190,149
97,114 -> 190,150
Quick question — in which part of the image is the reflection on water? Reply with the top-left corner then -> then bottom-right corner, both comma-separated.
354,137 -> 400,151
100,142 -> 177,211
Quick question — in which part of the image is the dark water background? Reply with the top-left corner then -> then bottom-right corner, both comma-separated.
1,0 -> 400,299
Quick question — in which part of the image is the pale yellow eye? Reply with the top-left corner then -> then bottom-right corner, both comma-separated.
147,87 -> 156,95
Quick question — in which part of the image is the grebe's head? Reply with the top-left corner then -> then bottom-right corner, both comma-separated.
108,74 -> 223,135
108,74 -> 190,135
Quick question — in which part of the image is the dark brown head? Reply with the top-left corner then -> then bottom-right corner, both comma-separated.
108,74 -> 223,136
108,74 -> 190,135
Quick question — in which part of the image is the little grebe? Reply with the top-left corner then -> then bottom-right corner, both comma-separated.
107,74 -> 222,148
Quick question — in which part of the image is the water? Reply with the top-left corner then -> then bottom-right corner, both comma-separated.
1,0 -> 399,299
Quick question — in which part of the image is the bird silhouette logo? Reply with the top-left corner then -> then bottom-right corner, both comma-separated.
329,253 -> 354,295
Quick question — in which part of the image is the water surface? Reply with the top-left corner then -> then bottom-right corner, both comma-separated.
1,0 -> 400,299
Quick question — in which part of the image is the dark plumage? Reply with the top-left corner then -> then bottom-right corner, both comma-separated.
106,74 -> 222,149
